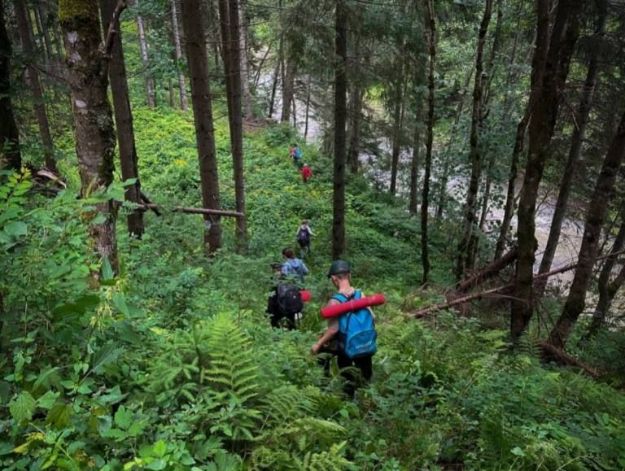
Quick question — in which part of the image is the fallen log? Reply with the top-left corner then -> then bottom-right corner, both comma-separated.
139,191 -> 161,216
411,249 -> 625,318
457,247 -> 518,293
137,203 -> 243,218
538,341 -> 600,379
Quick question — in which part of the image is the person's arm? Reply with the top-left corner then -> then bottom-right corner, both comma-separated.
307,225 -> 315,236
301,261 -> 309,275
311,301 -> 339,353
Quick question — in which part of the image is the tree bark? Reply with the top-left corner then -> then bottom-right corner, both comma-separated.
494,108 -> 529,260
389,76 -> 404,196
59,0 -> 118,272
421,0 -> 436,285
15,0 -> 57,173
238,0 -> 253,119
456,0 -> 493,280
281,58 -> 295,123
332,0 -> 347,259
587,216 -> 625,336
34,2 -> 55,63
100,0 -> 144,238
548,109 -> 625,349
0,0 -> 20,170
534,5 -> 608,297
408,121 -> 421,215
135,1 -> 156,108
477,153 -> 495,232
181,0 -> 222,254
268,34 -> 282,118
170,0 -> 188,111
511,0 -> 581,340
31,5 -> 50,64
304,74 -> 311,142
226,0 -> 248,251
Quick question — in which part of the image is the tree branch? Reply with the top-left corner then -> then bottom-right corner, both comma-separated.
411,248 -> 625,318
102,0 -> 128,57
137,203 -> 243,218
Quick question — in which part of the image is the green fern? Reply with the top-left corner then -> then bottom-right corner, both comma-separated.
198,314 -> 263,442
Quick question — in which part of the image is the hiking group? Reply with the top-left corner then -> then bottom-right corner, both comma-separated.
289,144 -> 313,183
266,241 -> 378,396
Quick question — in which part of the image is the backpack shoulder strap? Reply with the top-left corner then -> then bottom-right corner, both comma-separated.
331,293 -> 349,303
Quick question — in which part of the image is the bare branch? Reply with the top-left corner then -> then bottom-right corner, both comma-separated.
102,0 -> 128,57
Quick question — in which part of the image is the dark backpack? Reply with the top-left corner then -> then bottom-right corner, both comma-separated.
333,291 -> 377,359
297,227 -> 310,244
277,283 -> 303,316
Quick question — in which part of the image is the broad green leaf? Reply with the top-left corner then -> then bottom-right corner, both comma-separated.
153,440 -> 167,458
4,221 -> 27,237
114,405 -> 132,429
112,292 -> 130,317
146,459 -> 167,470
46,403 -> 72,428
101,257 -> 114,281
9,391 -> 36,423
37,391 -> 60,410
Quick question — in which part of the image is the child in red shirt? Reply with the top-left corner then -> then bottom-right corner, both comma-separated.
301,163 -> 312,183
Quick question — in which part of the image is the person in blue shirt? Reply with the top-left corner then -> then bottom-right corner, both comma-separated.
281,248 -> 309,283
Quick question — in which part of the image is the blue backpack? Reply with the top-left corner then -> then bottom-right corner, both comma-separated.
332,290 -> 377,359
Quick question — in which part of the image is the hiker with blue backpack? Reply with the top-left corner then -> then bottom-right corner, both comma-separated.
311,260 -> 377,397
281,248 -> 309,283
290,143 -> 303,169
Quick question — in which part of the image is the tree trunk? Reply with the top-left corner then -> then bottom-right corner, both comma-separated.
494,108 -> 529,260
170,0 -> 188,111
304,75 -> 311,142
35,3 -> 54,63
59,0 -> 118,272
135,1 -> 156,108
421,0 -> 436,285
217,0 -> 248,249
281,58 -> 295,123
181,0 -> 222,254
587,217 -> 625,336
408,121 -> 421,215
389,77 -> 404,196
0,0 -> 21,170
31,5 -> 49,64
511,0 -> 581,340
548,110 -> 625,349
478,153 -> 495,232
238,0 -> 253,119
332,0 -> 347,259
534,5 -> 608,297
100,0 -> 144,238
15,0 -> 57,173
455,0 -> 493,280
435,68 -> 473,219
268,34 -> 282,118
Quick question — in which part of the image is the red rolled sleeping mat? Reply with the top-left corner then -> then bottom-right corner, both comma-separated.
320,293 -> 386,319
300,290 -> 312,302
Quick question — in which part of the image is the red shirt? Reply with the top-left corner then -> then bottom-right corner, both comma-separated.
301,166 -> 312,180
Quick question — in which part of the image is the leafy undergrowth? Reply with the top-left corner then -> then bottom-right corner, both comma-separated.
1,109 -> 625,470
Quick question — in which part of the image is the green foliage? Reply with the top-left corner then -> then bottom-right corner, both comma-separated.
3,102 -> 625,471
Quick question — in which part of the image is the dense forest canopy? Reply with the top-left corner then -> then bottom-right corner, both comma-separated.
1,0 -> 625,469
